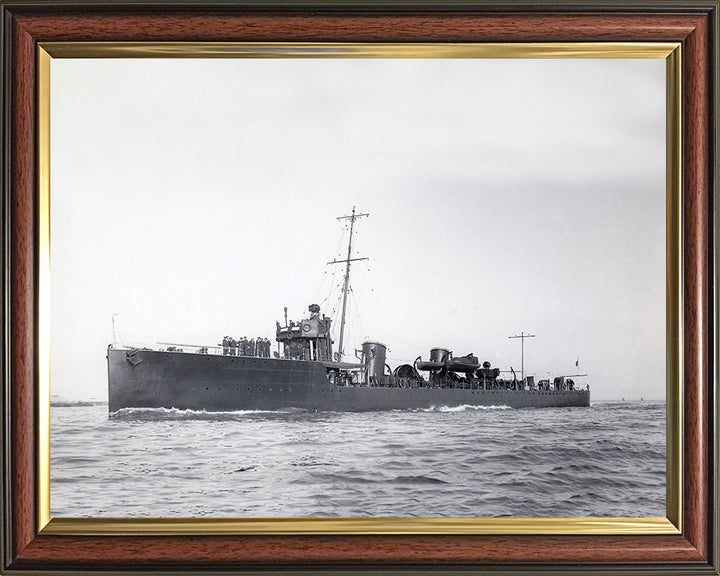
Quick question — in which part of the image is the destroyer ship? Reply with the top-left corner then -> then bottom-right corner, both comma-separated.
107,208 -> 590,413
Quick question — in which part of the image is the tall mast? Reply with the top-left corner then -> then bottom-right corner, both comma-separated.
508,331 -> 535,380
327,206 -> 368,361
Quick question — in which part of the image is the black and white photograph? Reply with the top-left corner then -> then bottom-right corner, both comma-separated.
49,55 -> 666,519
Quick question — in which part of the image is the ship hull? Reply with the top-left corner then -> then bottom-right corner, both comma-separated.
108,348 -> 590,412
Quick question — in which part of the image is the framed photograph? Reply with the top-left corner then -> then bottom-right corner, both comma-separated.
1,1 -> 717,574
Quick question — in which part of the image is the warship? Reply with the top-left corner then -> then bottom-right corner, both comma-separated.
107,208 -> 590,413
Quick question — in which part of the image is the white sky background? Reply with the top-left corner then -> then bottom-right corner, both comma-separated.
50,57 -> 666,401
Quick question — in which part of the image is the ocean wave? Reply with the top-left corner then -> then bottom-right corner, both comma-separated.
416,404 -> 512,413
109,406 -> 282,421
53,401 -> 666,518
304,472 -> 449,486
390,474 -> 449,485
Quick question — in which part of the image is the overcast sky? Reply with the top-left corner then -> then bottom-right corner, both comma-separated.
50,57 -> 666,401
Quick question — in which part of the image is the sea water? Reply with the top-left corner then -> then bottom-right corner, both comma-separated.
50,401 -> 665,518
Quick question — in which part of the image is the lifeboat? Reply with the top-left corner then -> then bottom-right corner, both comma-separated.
414,358 -> 445,371
446,354 -> 480,373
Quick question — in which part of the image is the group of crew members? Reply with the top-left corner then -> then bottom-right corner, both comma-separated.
220,336 -> 273,358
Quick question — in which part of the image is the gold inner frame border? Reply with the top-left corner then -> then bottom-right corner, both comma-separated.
36,41 -> 682,536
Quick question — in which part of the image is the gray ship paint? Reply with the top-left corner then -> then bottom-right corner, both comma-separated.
107,347 -> 590,413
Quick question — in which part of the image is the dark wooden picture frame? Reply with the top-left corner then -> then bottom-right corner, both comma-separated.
1,1 -> 717,574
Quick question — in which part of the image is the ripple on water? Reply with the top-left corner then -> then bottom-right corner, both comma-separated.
51,402 -> 666,518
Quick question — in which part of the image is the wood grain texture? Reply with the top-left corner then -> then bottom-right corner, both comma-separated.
11,12 -> 706,43
10,534 -> 707,568
681,12 -> 710,560
3,3 -> 716,573
10,15 -> 37,561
